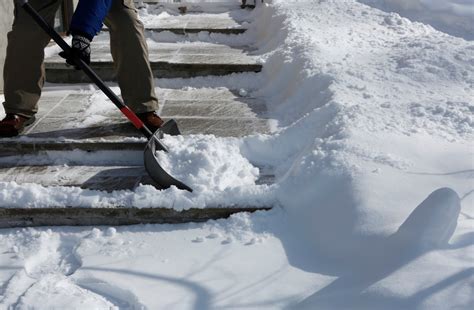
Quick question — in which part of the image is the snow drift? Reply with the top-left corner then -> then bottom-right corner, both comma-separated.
238,1 -> 473,307
238,0 -> 473,262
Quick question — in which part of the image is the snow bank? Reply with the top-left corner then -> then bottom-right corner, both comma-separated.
232,3 -> 472,307
359,0 -> 474,40
241,0 -> 473,263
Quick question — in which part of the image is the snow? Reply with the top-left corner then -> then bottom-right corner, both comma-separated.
0,178 -> 275,210
238,0 -> 472,263
0,209 -> 333,309
157,135 -> 260,191
359,0 -> 474,40
1,0 -> 474,308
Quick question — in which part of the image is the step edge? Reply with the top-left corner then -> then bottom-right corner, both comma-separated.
0,206 -> 272,228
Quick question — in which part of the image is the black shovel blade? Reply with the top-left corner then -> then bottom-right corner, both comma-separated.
161,119 -> 181,136
148,119 -> 182,140
144,130 -> 193,192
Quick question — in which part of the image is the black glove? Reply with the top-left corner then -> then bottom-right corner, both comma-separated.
59,34 -> 91,69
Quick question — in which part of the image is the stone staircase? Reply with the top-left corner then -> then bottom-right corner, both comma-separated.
0,3 -> 272,227
45,8 -> 261,82
105,12 -> 248,34
45,41 -> 261,82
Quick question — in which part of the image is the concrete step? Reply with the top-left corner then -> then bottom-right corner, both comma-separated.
140,26 -> 246,35
0,207 -> 271,228
0,5 -> 272,225
0,88 -> 270,153
111,12 -> 247,34
138,1 -> 246,13
0,164 -> 275,191
45,41 -> 261,83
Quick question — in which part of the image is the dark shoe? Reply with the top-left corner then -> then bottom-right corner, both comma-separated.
137,112 -> 181,136
0,114 -> 36,137
137,111 -> 165,133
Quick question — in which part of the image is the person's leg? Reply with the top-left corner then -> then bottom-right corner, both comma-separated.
104,0 -> 159,114
3,0 -> 62,118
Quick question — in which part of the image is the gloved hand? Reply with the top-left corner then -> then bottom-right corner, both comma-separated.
59,34 -> 91,69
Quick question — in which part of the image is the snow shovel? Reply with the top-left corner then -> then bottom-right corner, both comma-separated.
17,0 -> 193,192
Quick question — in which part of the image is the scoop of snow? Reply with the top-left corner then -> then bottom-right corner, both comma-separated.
156,135 -> 260,192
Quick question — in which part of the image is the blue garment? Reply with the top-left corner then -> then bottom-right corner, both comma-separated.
70,0 -> 113,39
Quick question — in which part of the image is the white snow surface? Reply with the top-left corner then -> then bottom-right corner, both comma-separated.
1,0 -> 474,308
156,135 -> 260,191
359,0 -> 474,40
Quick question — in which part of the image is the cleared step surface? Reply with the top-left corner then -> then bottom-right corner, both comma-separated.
0,165 -> 275,191
139,1 -> 245,12
141,26 -> 246,35
0,165 -> 153,191
0,87 -> 274,195
0,88 -> 270,154
45,41 -> 261,82
0,207 -> 271,228
108,13 -> 247,34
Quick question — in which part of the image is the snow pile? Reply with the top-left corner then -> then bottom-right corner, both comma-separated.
359,0 -> 474,40
237,1 -> 472,307
242,0 -> 473,252
156,135 -> 259,191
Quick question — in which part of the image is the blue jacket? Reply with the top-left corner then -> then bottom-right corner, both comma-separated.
70,0 -> 113,39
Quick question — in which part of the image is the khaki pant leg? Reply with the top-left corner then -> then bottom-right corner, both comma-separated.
3,0 -> 62,118
104,0 -> 159,114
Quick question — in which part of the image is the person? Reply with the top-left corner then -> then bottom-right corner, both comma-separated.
0,0 -> 163,137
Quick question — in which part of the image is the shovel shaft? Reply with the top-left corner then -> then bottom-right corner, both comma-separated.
21,2 -> 155,139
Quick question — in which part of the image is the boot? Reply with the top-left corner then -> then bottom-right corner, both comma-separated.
137,112 -> 181,136
137,111 -> 164,133
0,114 -> 36,137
